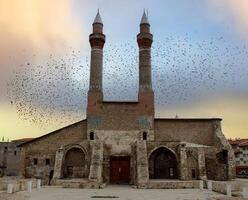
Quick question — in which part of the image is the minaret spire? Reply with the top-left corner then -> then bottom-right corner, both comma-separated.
93,9 -> 103,24
140,9 -> 149,25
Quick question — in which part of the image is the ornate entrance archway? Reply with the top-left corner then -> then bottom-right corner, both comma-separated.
149,147 -> 178,179
63,147 -> 86,178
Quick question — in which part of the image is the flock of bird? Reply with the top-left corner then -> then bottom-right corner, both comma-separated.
7,35 -> 248,128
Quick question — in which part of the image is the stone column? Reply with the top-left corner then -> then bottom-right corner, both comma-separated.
226,184 -> 232,197
207,180 -> 212,191
243,187 -> 248,198
198,148 -> 207,180
53,147 -> 64,179
27,181 -> 32,193
37,179 -> 41,189
89,141 -> 103,182
178,143 -> 187,180
136,141 -> 149,188
7,184 -> 13,194
199,180 -> 204,190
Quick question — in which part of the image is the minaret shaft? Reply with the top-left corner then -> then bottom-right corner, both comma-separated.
89,48 -> 103,91
139,48 -> 152,90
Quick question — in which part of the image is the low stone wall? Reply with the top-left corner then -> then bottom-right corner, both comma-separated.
54,179 -> 105,189
211,180 -> 247,193
211,181 -> 229,194
147,180 -> 200,189
206,179 -> 248,197
0,177 -> 38,193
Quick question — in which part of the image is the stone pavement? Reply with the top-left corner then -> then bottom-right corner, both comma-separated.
2,185 -> 248,200
16,185 -> 228,200
0,191 -> 26,200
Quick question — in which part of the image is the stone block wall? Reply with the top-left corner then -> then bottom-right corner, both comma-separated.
87,102 -> 154,132
18,116 -> 234,184
20,120 -> 87,182
147,180 -> 201,189
0,141 -> 22,176
154,119 -> 217,146
153,119 -> 235,181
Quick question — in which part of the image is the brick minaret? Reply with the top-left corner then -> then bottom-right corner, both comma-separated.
87,11 -> 105,115
137,11 -> 154,116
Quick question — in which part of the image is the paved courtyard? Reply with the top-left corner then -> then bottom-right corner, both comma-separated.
0,185 -> 233,200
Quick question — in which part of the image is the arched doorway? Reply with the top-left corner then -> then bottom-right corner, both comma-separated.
149,147 -> 178,179
64,147 -> 86,178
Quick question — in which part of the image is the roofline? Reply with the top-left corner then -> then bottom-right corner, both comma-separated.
155,118 -> 222,121
18,119 -> 87,147
11,138 -> 34,143
18,117 -> 222,147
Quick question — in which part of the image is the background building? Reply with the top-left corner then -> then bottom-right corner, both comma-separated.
0,138 -> 33,176
229,139 -> 248,178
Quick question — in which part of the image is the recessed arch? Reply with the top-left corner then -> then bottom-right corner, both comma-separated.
187,151 -> 199,180
64,144 -> 87,155
148,146 -> 178,160
63,147 -> 86,178
149,146 -> 178,179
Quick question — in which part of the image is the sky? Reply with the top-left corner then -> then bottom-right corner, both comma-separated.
0,0 -> 248,140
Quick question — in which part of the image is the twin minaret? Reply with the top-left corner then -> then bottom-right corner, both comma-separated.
137,11 -> 153,92
88,11 -> 154,113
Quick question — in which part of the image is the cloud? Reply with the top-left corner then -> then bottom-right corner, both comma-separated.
0,0 -> 85,101
0,0 -> 84,50
207,0 -> 248,39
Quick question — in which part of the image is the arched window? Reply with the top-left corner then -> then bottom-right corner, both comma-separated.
90,132 -> 94,140
143,132 -> 147,140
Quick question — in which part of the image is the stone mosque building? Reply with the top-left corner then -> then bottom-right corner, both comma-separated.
19,11 -> 235,188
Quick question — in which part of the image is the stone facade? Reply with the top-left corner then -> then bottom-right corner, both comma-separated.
0,139 -> 32,176
18,11 -> 235,188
